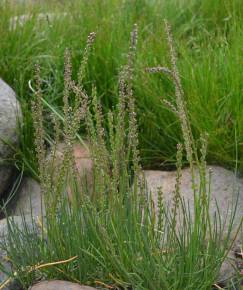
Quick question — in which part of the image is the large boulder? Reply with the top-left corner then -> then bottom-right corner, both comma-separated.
9,177 -> 43,217
143,166 -> 243,285
0,79 -> 22,198
0,215 -> 38,239
29,280 -> 97,290
144,166 -> 243,228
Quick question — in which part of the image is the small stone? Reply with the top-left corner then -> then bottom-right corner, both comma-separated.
0,79 -> 22,198
29,280 -> 97,290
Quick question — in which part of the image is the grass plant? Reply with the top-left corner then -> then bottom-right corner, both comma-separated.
0,22 -> 241,290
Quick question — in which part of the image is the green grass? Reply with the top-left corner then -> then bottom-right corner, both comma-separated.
0,1 -> 242,288
0,0 -> 242,175
0,195 -> 235,290
0,19 -> 242,290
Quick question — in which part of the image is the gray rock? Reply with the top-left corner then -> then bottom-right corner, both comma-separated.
0,79 -> 22,197
0,250 -> 14,290
0,250 -> 21,290
8,142 -> 92,219
143,166 -> 243,285
217,245 -> 243,287
29,280 -> 97,290
0,167 -> 14,198
0,216 -> 36,290
0,215 -> 37,239
10,177 -> 43,217
144,166 -> 243,232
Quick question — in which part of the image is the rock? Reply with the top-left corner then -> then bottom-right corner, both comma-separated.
29,280 -> 97,290
0,215 -> 38,239
72,142 -> 93,177
68,142 -> 93,200
7,142 -> 92,218
143,166 -> 243,285
49,142 -> 93,201
0,250 -> 21,290
0,79 -> 22,198
0,216 -> 37,290
71,142 -> 93,189
144,166 -> 243,230
0,168 -> 14,199
9,177 -> 43,217
54,142 -> 93,180
217,249 -> 240,286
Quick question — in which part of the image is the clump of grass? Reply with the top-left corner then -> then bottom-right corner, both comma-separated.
0,22 -> 239,290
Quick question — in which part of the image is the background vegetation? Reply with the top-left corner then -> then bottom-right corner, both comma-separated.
0,0 -> 242,175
